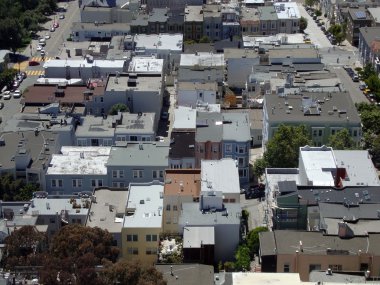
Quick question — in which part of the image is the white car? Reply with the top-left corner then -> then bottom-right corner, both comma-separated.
13,89 -> 22,99
50,27 -> 55,32
36,45 -> 43,51
59,14 -> 65,19
3,91 -> 11,100
45,33 -> 50,39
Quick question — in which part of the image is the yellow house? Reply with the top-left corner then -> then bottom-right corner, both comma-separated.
122,181 -> 164,265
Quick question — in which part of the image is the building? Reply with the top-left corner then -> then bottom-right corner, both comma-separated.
368,7 -> 380,26
169,132 -> 196,169
177,82 -> 218,107
79,2 -> 138,24
43,58 -> 126,81
273,2 -> 300,34
172,106 -> 197,131
346,8 -> 372,46
258,6 -> 278,35
155,264 -> 214,285
86,187 -> 128,248
259,230 -> 380,281
184,6 -> 203,41
162,169 -> 201,233
122,181 -> 164,264
240,8 -> 260,36
72,22 -> 132,42
262,92 -> 362,146
45,146 -> 111,194
75,112 -> 156,146
183,226 -> 215,264
179,191 -> 241,262
358,27 -> 380,74
201,159 -> 241,202
203,4 -> 223,42
106,142 -> 170,188
221,3 -> 240,40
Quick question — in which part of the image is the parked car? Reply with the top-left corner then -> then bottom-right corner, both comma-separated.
29,60 -> 39,66
245,184 -> 265,200
161,112 -> 169,120
36,45 -> 43,51
59,14 -> 65,19
3,91 -> 11,100
53,22 -> 59,28
13,89 -> 21,98
363,88 -> 372,95
0,102 -> 4,109
352,74 -> 359,82
50,27 -> 55,32
359,81 -> 367,90
45,33 -> 50,39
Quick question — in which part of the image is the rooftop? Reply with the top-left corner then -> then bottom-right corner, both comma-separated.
127,56 -> 164,74
258,6 -> 278,21
124,182 -> 164,228
265,92 -> 361,124
180,52 -> 224,68
224,48 -> 259,59
359,26 -> 380,46
221,113 -> 251,141
273,2 -> 300,19
86,188 -> 128,233
169,132 -> 196,159
164,169 -> 201,197
201,159 -> 240,194
232,273 -> 301,285
367,7 -> 380,23
107,142 -> 169,166
72,22 -> 131,33
183,226 -> 215,248
155,264 -> 214,285
348,8 -> 370,20
243,34 -> 305,47
196,112 -> 223,142
134,33 -> 183,52
106,73 -> 163,92
184,6 -> 203,22
47,146 -> 111,175
178,81 -> 218,91
240,7 -> 260,22
43,59 -> 125,69
172,106 -> 197,130
26,196 -> 90,216
259,230 -> 380,256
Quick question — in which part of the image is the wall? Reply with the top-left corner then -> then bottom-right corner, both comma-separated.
163,195 -> 194,233
195,141 -> 222,167
46,174 -> 108,194
169,157 -> 196,169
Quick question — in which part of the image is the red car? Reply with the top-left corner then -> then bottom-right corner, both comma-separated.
29,60 -> 40,66
53,22 -> 59,28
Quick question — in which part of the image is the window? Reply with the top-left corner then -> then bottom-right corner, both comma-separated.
77,139 -> 87,146
130,135 -> 138,141
353,130 -> 358,137
173,205 -> 178,211
309,264 -> 321,272
318,130 -> 323,136
238,157 -> 245,167
51,179 -> 63,188
225,144 -> 232,152
116,136 -> 126,141
238,145 -> 246,154
127,234 -> 138,242
91,179 -> 103,187
100,97 -> 103,102
172,216 -> 178,224
112,170 -> 117,178
328,264 -> 342,271
213,145 -> 218,153
284,264 -> 290,272
133,169 -> 143,178
146,234 -> 158,242
127,248 -> 138,255
153,170 -> 164,179
146,247 -> 157,255
166,204 -> 171,211
239,168 -> 248,178
72,179 -> 83,188
50,217 -> 56,224
112,170 -> 124,178
199,92 -> 203,98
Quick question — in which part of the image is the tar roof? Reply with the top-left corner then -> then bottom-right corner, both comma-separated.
201,159 -> 240,194
319,202 -> 380,220
47,146 -> 111,175
107,142 -> 169,166
184,6 -> 203,22
224,48 -> 259,59
106,73 -> 163,92
268,48 -> 318,58
134,33 -> 183,52
183,226 -> 215,248
124,182 -> 164,228
258,6 -> 278,21
164,169 -> 201,196
86,188 -> 128,232
180,52 -> 224,67
178,81 -> 218,91
240,7 -> 260,22
169,132 -> 195,159
265,92 -> 361,124
156,264 -> 214,285
259,230 -> 380,256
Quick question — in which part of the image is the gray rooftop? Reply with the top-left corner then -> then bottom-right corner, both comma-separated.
348,8 -> 370,20
26,197 -> 90,216
196,112 -> 223,142
221,113 -> 251,142
179,202 -> 241,226
107,142 -> 169,166
106,73 -> 163,92
224,48 -> 259,59
223,108 -> 263,130
309,271 -> 366,283
183,226 -> 215,248
368,7 -> 380,23
184,6 -> 203,22
265,92 -> 361,124
259,6 -> 278,21
203,4 -> 222,18
268,48 -> 319,59
241,7 -> 260,22
359,26 -> 380,46
156,264 -> 214,285
86,188 -> 128,233
259,230 -> 380,256
149,8 -> 169,22
72,22 -> 131,32
319,202 -> 380,220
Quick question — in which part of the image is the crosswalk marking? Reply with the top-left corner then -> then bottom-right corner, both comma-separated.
29,56 -> 54,62
25,70 -> 45,76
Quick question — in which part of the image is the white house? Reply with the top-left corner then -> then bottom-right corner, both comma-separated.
177,81 -> 218,107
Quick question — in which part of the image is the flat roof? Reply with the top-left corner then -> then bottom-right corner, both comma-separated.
265,92 -> 361,124
124,182 -> 164,228
201,159 -> 240,194
359,26 -> 380,46
196,112 -> 223,142
243,34 -> 305,47
368,7 -> 380,23
107,142 -> 169,166
222,113 -> 251,141
224,48 -> 259,59
173,106 -> 197,130
241,7 -> 260,22
86,188 -> 128,233
259,6 -> 278,21
127,57 -> 164,73
268,48 -> 318,58
184,6 -> 203,22
183,226 -> 215,248
233,273 -> 301,285
44,59 -> 125,68
106,73 -> 163,92
27,197 -> 89,216
169,132 -> 196,159
164,169 -> 201,196
47,146 -> 110,175
180,52 -> 224,67
72,22 -> 131,32
274,2 -> 300,19
134,34 -> 183,52
156,264 -> 214,285
178,81 -> 218,91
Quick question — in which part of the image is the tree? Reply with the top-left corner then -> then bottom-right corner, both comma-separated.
199,36 -> 210,43
246,226 -> 268,255
366,74 -> 380,93
252,157 -> 267,179
0,18 -> 24,53
15,183 -> 40,201
328,24 -> 346,45
300,17 -> 308,32
234,245 -> 251,271
304,0 -> 317,7
360,63 -> 376,81
108,103 -> 129,115
264,125 -> 312,168
0,68 -> 18,89
328,129 -> 356,150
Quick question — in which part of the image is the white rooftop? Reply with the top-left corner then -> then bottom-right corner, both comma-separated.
196,103 -> 221,113
183,226 -> 215,248
47,146 -> 111,175
244,0 -> 264,3
232,273 -> 302,285
43,59 -> 125,68
180,52 -> 224,67
127,56 -> 163,73
124,182 -> 164,228
172,106 -> 197,130
26,197 -> 90,216
201,159 -> 240,193
274,2 -> 300,19
299,146 -> 336,186
243,34 -> 305,48
134,34 -> 183,52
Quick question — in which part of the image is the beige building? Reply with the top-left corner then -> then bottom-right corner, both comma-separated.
259,230 -> 380,281
163,169 -> 201,233
122,181 -> 164,264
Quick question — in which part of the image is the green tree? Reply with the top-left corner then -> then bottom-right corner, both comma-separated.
315,10 -> 322,16
0,68 -> 17,89
264,125 -> 312,168
300,16 -> 308,32
246,226 -> 268,255
360,63 -> 376,81
304,0 -> 317,7
234,245 -> 251,271
199,36 -> 210,43
15,183 -> 40,201
328,24 -> 346,45
108,103 -> 129,115
0,18 -> 24,53
252,157 -> 267,179
366,74 -> 380,92
328,129 -> 356,150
